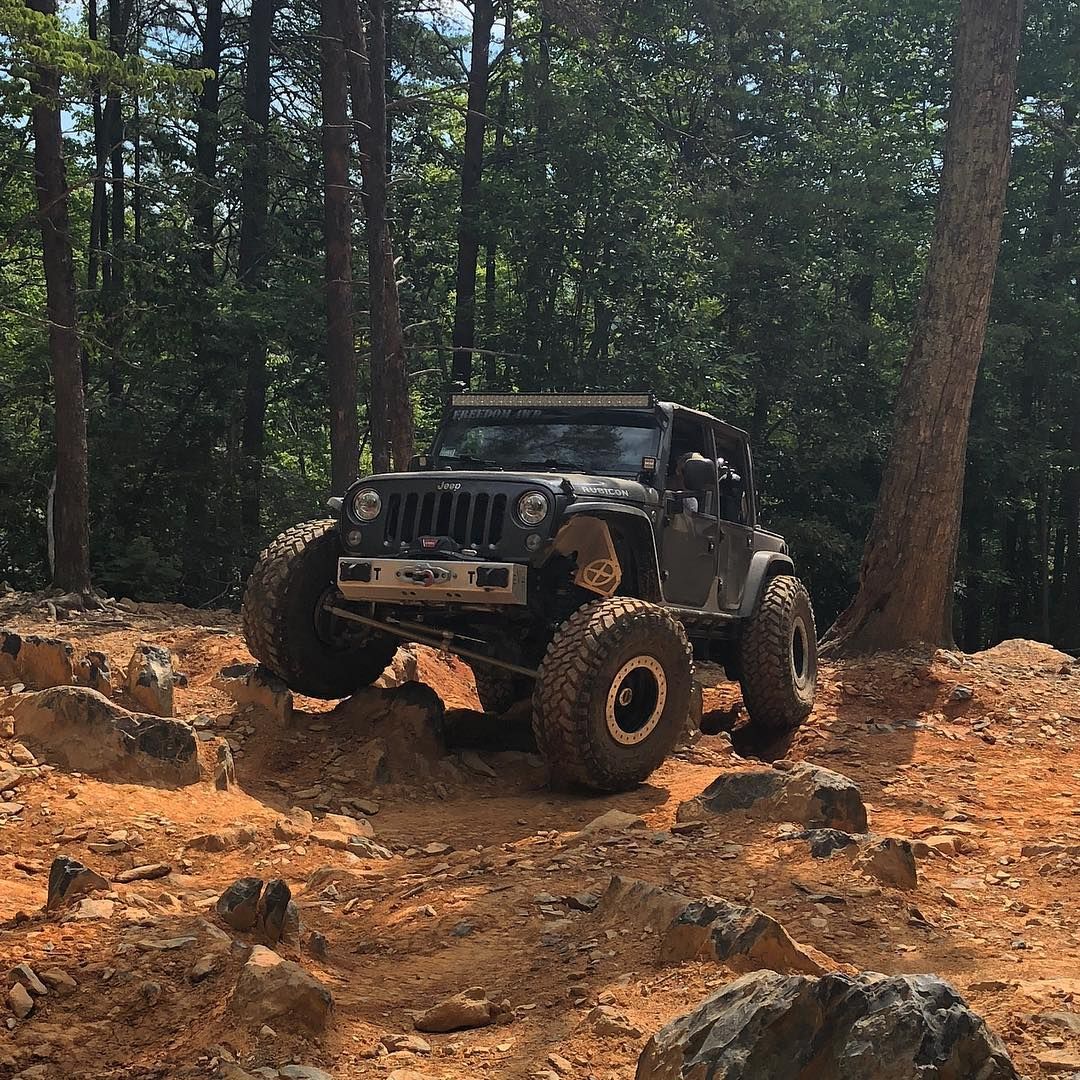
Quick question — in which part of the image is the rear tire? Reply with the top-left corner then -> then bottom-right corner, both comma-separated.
738,575 -> 817,738
472,664 -> 530,716
532,598 -> 693,793
241,520 -> 399,699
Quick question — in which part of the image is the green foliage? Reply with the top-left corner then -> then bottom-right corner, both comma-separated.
1,0 -> 1077,647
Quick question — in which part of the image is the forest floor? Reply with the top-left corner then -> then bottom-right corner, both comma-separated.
0,594 -> 1078,1079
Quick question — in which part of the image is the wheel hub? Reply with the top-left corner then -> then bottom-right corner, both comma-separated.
791,616 -> 810,688
605,655 -> 667,746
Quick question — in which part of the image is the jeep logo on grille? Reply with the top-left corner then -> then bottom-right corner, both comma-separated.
437,481 -> 462,491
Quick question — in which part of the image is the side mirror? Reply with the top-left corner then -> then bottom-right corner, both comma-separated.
408,454 -> 429,471
682,456 -> 717,490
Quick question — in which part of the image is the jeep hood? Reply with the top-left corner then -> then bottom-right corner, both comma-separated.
359,471 -> 659,506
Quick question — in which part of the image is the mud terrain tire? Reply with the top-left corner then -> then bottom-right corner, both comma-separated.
472,664 -> 531,716
532,598 -> 693,793
738,575 -> 817,737
242,520 -> 399,699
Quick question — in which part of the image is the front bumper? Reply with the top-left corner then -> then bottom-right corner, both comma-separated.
337,557 -> 528,606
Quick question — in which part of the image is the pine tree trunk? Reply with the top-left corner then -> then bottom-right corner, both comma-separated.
194,0 -> 223,280
87,0 -> 108,291
238,0 -> 274,549
450,0 -> 494,386
363,0 -> 413,471
321,0 -> 359,494
821,0 -> 1023,656
104,0 -> 130,402
28,0 -> 91,594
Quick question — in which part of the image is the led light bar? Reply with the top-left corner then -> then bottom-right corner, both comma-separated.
450,392 -> 655,408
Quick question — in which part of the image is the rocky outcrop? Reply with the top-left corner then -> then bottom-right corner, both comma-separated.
229,946 -> 332,1030
12,687 -> 198,785
597,877 -> 832,976
677,762 -> 867,833
212,664 -> 293,724
0,630 -> 74,689
636,970 -> 1019,1080
126,644 -> 175,716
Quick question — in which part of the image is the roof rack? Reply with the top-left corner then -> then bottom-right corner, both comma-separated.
449,392 -> 656,408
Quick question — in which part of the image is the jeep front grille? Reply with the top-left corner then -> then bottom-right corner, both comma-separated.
384,490 -> 507,549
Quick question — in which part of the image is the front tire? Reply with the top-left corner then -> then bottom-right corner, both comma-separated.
738,575 -> 817,738
472,664 -> 531,716
532,598 -> 693,793
241,520 -> 399,699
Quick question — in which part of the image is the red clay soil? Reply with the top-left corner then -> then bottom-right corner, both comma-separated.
0,595 -> 1077,1079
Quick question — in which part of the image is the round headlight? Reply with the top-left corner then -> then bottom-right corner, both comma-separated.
352,488 -> 382,521
516,490 -> 549,526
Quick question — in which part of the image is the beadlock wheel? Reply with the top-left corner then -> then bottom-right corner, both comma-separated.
605,655 -> 668,746
532,597 -> 693,793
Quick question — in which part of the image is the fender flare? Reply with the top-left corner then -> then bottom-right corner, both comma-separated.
737,551 -> 796,618
561,502 -> 664,602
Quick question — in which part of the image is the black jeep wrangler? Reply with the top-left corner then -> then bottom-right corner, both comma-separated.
242,393 -> 817,792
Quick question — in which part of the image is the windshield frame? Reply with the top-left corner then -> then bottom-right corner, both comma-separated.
429,406 -> 663,479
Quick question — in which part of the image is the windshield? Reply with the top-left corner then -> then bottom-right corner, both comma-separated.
432,408 -> 661,476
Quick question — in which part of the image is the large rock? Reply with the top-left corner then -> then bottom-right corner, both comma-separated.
47,856 -> 109,911
212,664 -> 293,724
229,945 -> 333,1030
13,686 -> 198,785
414,987 -> 510,1033
126,644 -> 175,716
74,650 -> 113,698
217,877 -> 264,931
0,630 -> 74,689
374,645 -> 419,689
597,877 -> 831,976
636,970 -> 1019,1080
330,681 -> 446,786
854,837 -> 918,890
677,762 -> 867,833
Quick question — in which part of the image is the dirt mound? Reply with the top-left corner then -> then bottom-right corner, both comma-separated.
973,638 -> 1075,669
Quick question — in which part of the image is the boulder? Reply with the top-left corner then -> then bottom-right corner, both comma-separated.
7,982 -> 33,1019
39,968 -> 77,995
187,826 -> 258,853
330,681 -> 446,785
0,630 -> 74,689
215,743 -> 237,791
597,877 -> 830,976
662,898 -> 831,975
212,663 -> 292,724
75,650 -> 112,698
854,837 -> 918,890
126,644 -> 175,716
9,963 -> 48,996
229,945 -> 333,1030
677,762 -> 867,833
374,645 -> 419,689
13,687 -> 198,785
256,879 -> 293,945
274,807 -> 314,841
217,877 -> 264,931
46,856 -> 110,911
579,809 -> 647,835
800,828 -> 864,858
636,970 -> 1019,1079
584,1004 -> 643,1038
414,986 -> 509,1033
